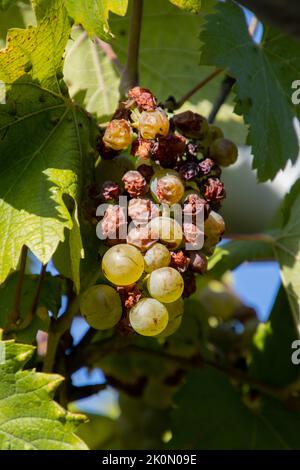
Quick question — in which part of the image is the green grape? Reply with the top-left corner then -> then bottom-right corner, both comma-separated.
79,285 -> 122,329
144,243 -> 171,273
148,216 -> 183,249
147,267 -> 184,303
129,298 -> 169,336
203,210 -> 225,255
209,138 -> 238,167
150,169 -> 185,205
199,280 -> 241,320
102,244 -> 144,286
157,298 -> 184,338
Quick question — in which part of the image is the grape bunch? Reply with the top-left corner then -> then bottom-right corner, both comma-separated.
80,87 -> 238,338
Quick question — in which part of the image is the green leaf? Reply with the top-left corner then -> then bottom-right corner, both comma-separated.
0,0 -> 18,10
0,339 -> 88,449
273,180 -> 300,324
169,0 -> 201,13
64,0 -> 128,40
0,1 -> 97,286
64,28 -> 120,122
79,0 -> 244,143
250,287 -> 300,387
77,414 -> 120,450
0,272 -> 61,343
53,213 -> 101,293
171,367 -> 300,449
200,1 -> 300,181
208,239 -> 275,278
0,79 -> 95,285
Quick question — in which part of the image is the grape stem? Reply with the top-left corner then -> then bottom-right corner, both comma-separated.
208,75 -> 236,123
167,68 -> 224,112
119,345 -> 298,402
4,245 -> 28,332
119,0 -> 144,96
69,339 -> 298,402
225,233 -> 275,243
95,37 -> 124,75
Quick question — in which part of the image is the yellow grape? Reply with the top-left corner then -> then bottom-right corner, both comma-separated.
102,244 -> 144,286
148,216 -> 183,250
129,298 -> 169,336
157,298 -> 184,338
79,285 -> 122,329
147,267 -> 184,303
144,243 -> 171,273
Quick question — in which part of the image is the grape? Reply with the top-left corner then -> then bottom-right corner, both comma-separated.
209,138 -> 238,167
148,216 -> 183,249
129,298 -> 169,336
144,243 -> 171,273
79,285 -> 122,329
200,124 -> 224,148
138,108 -> 170,139
103,119 -> 133,150
102,244 -> 144,286
157,298 -> 184,337
147,267 -> 184,303
199,280 -> 241,320
203,211 -> 225,255
150,169 -> 185,205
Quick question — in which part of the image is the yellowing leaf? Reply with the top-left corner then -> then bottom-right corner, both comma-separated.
64,0 -> 128,40
169,0 -> 201,13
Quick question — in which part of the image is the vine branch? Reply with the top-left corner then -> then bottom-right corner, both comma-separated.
167,68 -> 223,112
225,233 -> 275,243
16,263 -> 47,331
119,0 -> 144,96
5,246 -> 28,331
95,37 -> 123,75
67,338 -> 297,403
43,295 -> 80,373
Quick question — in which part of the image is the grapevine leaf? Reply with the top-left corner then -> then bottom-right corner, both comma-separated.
0,0 -> 18,10
68,0 -> 244,142
64,0 -> 128,40
0,339 -> 88,450
169,0 -> 201,13
273,180 -> 300,324
208,240 -> 275,278
0,79 -> 95,285
200,1 -> 300,181
0,0 -> 70,93
0,272 -> 61,343
64,28 -> 120,122
0,2 -> 34,54
77,414 -> 120,450
171,367 -> 300,449
250,287 -> 300,387
0,1 -> 97,286
53,213 -> 101,293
